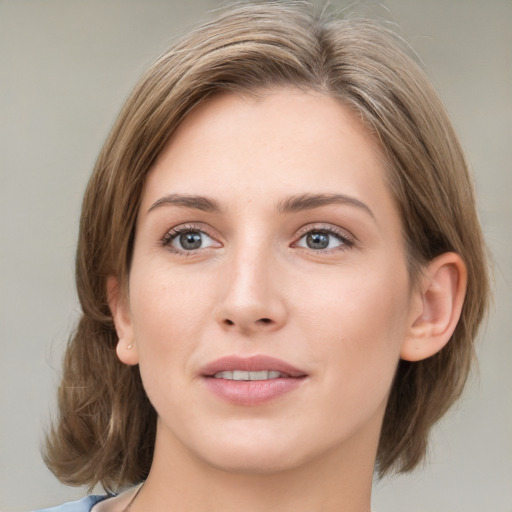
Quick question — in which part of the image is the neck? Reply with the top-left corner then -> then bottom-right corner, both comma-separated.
132,420 -> 377,512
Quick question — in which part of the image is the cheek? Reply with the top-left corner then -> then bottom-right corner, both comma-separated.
128,274 -> 203,423
310,278 -> 410,445
128,264 -> 214,394
301,259 -> 410,334
300,263 -> 411,391
131,262 -> 211,342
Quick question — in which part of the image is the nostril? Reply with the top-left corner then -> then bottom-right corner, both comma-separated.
221,318 -> 273,328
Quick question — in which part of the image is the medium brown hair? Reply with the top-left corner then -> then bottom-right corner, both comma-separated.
44,1 -> 490,491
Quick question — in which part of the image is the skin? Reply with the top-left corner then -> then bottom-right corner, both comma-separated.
106,89 -> 466,512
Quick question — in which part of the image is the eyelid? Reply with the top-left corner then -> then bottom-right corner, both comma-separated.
292,223 -> 356,249
160,222 -> 222,252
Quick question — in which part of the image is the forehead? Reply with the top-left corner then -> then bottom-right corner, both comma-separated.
142,89 -> 394,218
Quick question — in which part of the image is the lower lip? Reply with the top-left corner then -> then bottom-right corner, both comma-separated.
203,377 -> 305,405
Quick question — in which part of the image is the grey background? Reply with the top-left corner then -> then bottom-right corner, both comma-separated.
1,1 -> 511,511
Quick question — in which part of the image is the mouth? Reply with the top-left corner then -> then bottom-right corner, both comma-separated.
201,354 -> 307,379
201,355 -> 308,405
213,370 -> 289,380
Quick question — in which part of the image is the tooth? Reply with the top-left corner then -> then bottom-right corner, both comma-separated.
232,370 -> 249,381
249,371 -> 269,381
212,370 -> 288,380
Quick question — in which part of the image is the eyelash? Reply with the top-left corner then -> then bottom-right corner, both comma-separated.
160,223 -> 355,255
293,224 -> 355,252
161,223 -> 217,254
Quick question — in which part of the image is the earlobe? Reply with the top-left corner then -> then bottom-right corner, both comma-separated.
107,276 -> 139,366
400,252 -> 467,362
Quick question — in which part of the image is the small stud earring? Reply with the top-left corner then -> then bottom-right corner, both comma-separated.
127,344 -> 133,350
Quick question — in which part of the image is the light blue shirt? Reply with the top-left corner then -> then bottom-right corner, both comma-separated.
34,495 -> 110,512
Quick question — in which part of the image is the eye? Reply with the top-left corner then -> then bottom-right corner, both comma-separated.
295,228 -> 353,251
162,226 -> 219,252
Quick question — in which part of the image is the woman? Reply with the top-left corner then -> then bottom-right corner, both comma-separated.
37,2 -> 490,511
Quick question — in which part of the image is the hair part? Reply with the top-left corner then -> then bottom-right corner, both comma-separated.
44,0 -> 490,491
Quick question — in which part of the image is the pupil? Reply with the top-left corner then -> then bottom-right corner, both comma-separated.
306,232 -> 329,249
180,231 -> 202,250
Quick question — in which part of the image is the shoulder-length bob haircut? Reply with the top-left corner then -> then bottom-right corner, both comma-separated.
44,0 -> 490,492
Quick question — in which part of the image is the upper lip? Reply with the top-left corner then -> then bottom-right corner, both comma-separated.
201,355 -> 307,378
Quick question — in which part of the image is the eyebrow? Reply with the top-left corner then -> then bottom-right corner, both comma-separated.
147,192 -> 374,219
276,193 -> 375,219
148,194 -> 222,214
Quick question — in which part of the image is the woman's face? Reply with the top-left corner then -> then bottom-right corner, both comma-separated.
114,89 -> 423,473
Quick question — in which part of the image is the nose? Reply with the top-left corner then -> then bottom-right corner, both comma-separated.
215,244 -> 287,335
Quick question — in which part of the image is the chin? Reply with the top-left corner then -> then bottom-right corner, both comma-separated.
201,448 -> 303,475
190,430 -> 311,475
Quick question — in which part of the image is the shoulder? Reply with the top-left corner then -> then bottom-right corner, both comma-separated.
34,495 -> 111,512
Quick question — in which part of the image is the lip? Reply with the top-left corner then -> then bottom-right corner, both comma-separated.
201,355 -> 308,406
201,355 -> 307,378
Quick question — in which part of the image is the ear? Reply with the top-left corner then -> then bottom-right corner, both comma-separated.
107,276 -> 139,366
400,252 -> 467,362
